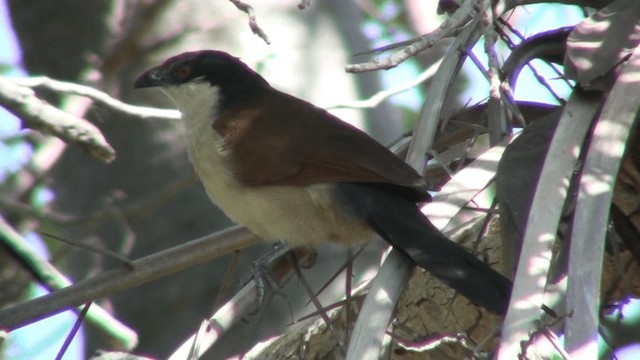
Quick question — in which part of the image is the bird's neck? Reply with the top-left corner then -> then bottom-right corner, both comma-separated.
161,82 -> 222,138
160,82 -> 234,186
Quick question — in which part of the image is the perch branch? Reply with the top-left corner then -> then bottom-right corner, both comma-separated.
0,226 -> 259,331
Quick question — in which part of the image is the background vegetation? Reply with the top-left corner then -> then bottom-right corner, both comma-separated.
0,0 -> 638,359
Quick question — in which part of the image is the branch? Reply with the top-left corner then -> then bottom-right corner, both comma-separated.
0,76 -> 116,163
12,76 -> 180,120
0,226 -> 260,330
482,0 -> 508,145
345,0 -> 483,73
325,59 -> 441,110
0,215 -> 137,349
168,247 -> 315,359
228,0 -> 270,44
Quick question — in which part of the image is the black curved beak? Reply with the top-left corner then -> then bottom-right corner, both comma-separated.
133,67 -> 164,89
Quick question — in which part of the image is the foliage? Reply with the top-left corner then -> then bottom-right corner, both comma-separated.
0,0 -> 639,359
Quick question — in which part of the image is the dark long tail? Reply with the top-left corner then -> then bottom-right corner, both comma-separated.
336,183 -> 512,314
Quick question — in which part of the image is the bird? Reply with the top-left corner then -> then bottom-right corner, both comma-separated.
134,50 -> 511,314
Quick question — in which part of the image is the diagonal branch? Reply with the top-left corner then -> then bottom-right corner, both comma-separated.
0,226 -> 259,331
12,76 -> 180,120
0,76 -> 115,162
345,0 -> 483,73
0,216 -> 138,349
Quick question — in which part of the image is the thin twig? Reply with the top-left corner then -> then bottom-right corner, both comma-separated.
186,320 -> 210,360
228,0 -> 270,44
496,22 -> 569,104
55,303 -> 91,360
498,19 -> 569,86
482,0 -> 509,145
306,247 -> 365,305
295,295 -> 366,324
325,59 -> 441,110
345,249 -> 353,343
213,250 -> 241,310
290,253 -> 346,353
39,232 -> 133,267
541,327 -> 572,360
345,0 -> 483,72
168,247 -> 314,359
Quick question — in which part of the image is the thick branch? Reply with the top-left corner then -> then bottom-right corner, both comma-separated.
0,226 -> 259,330
0,76 -> 115,162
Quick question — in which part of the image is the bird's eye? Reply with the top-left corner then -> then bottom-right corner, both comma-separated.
175,65 -> 190,79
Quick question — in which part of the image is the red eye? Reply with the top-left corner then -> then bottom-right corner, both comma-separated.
175,65 -> 190,79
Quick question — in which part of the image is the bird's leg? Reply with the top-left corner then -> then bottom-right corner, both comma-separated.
243,241 -> 290,307
237,242 -> 287,307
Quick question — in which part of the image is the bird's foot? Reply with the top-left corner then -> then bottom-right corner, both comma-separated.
241,242 -> 290,308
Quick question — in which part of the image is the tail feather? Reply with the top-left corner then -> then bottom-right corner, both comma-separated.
337,183 -> 512,314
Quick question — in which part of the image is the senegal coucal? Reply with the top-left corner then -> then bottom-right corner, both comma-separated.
134,50 -> 511,314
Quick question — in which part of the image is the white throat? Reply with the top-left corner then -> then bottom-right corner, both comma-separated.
161,82 -> 222,138
160,81 -> 231,190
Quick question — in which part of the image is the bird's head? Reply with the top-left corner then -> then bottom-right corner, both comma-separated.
134,50 -> 269,112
